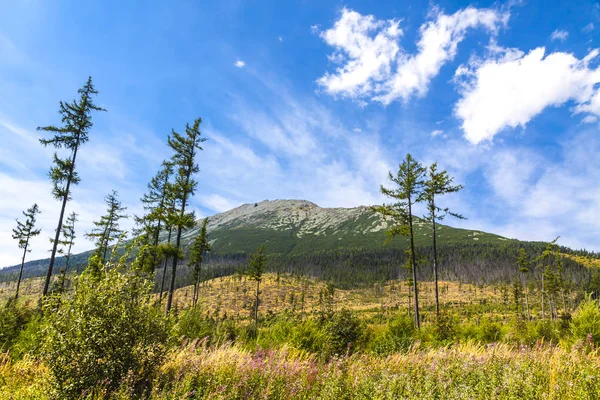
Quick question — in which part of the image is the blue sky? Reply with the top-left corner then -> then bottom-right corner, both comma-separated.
1,0 -> 600,266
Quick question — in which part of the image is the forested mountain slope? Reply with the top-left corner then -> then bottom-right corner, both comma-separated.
0,199 -> 594,288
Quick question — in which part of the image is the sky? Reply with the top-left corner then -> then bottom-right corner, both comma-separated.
1,0 -> 600,267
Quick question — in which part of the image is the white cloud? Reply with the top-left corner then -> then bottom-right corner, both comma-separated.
431,129 -> 444,137
317,8 -> 402,99
200,194 -> 242,213
583,23 -> 594,33
550,29 -> 569,41
278,36 -> 283,42
234,60 -> 245,68
582,115 -> 598,124
317,7 -> 508,104
454,47 -> 600,144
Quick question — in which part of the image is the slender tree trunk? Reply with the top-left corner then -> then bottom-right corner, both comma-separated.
43,145 -> 79,296
541,275 -> 545,319
167,192 -> 188,313
432,213 -> 440,318
15,237 -> 30,300
408,198 -> 420,329
159,227 -> 173,301
524,285 -> 530,321
60,243 -> 73,294
254,279 -> 260,333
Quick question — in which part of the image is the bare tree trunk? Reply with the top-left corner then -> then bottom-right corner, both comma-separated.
15,238 -> 29,299
43,144 -> 79,296
408,199 -> 420,329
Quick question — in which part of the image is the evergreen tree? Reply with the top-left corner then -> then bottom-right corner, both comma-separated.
516,248 -> 531,320
85,190 -> 128,262
12,204 -> 41,299
56,212 -> 78,294
38,77 -> 105,296
165,118 -> 206,313
246,244 -> 267,335
420,162 -> 464,317
188,218 -> 211,307
374,153 -> 425,329
134,161 -> 174,274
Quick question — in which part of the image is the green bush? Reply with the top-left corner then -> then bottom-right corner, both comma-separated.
477,318 -> 503,343
40,268 -> 169,399
173,307 -> 217,345
571,298 -> 600,346
370,314 -> 415,355
0,299 -> 34,352
290,319 -> 327,353
324,309 -> 368,356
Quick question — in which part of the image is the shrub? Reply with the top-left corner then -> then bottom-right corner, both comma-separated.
370,314 -> 415,355
571,298 -> 600,346
40,267 -> 169,399
477,318 -> 503,343
324,309 -> 368,356
0,299 -> 34,352
290,319 -> 327,353
173,307 -> 217,345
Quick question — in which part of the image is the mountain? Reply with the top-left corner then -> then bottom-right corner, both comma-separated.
177,199 -> 510,255
0,199 -> 592,289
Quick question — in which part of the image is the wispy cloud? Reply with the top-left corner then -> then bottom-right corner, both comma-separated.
550,29 -> 569,41
235,60 -> 246,68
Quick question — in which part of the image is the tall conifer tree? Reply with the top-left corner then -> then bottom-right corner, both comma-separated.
246,244 -> 267,335
38,77 -> 105,296
165,118 -> 206,313
86,190 -> 128,262
188,218 -> 211,306
374,153 -> 425,329
56,212 -> 78,293
12,204 -> 41,299
420,163 -> 464,317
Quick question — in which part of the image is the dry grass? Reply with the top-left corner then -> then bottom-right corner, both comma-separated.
165,273 -> 503,319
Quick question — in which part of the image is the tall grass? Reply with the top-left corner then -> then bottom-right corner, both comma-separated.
4,342 -> 599,399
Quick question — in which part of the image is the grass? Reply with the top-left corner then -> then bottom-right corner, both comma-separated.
3,342 -> 600,399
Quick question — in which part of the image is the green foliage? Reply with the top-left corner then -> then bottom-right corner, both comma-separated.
324,309 -> 368,356
369,314 -> 415,355
0,299 -> 34,351
571,297 -> 600,346
40,266 -> 169,398
85,190 -> 128,261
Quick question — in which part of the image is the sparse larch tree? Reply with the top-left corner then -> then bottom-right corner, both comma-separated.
188,218 -> 211,307
12,204 -> 41,299
56,212 -> 78,294
38,77 -> 105,296
420,162 -> 464,318
516,248 -> 531,320
374,153 -> 425,329
246,244 -> 267,335
165,118 -> 206,313
85,190 -> 128,263
134,161 -> 174,274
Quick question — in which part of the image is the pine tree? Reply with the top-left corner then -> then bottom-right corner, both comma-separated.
420,162 -> 464,317
374,153 -> 425,329
246,244 -> 267,335
165,118 -> 206,313
134,161 -> 174,274
56,212 -> 77,293
38,77 -> 105,296
12,204 -> 41,299
188,218 -> 211,307
85,190 -> 128,262
516,248 -> 531,320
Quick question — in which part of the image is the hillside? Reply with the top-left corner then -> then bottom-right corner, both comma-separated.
0,199 -> 592,289
1,200 -> 507,279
